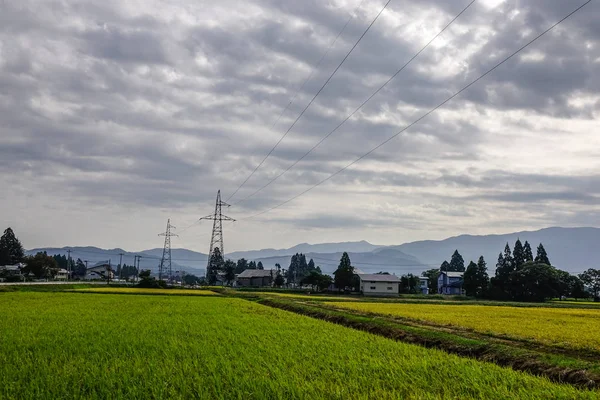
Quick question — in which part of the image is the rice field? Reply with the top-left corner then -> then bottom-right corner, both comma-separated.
72,287 -> 218,295
1,292 -> 597,399
328,301 -> 600,351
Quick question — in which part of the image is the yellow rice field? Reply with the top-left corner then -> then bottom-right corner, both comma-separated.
328,301 -> 600,351
73,288 -> 218,296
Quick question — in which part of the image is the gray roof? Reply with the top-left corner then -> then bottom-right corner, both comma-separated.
357,273 -> 400,283
440,271 -> 464,278
237,269 -> 275,278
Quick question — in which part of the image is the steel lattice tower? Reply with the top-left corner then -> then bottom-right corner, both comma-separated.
200,190 -> 235,275
158,219 -> 178,282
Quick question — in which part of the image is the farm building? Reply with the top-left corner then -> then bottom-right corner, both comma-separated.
54,268 -> 69,281
419,277 -> 429,294
236,269 -> 275,287
438,271 -> 464,295
357,274 -> 400,296
85,261 -> 114,281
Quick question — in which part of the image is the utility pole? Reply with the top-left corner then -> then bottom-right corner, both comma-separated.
107,259 -> 111,285
66,249 -> 72,281
136,255 -> 141,281
158,219 -> 178,283
118,252 -> 124,281
200,190 -> 235,281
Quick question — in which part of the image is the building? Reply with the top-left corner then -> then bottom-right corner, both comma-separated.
0,263 -> 25,282
438,271 -> 464,295
54,269 -> 69,281
357,274 -> 400,296
236,269 -> 275,287
419,277 -> 429,295
85,261 -> 114,281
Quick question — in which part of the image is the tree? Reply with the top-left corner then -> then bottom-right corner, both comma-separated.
440,261 -> 450,272
513,239 -> 525,270
449,250 -> 465,272
579,268 -> 600,301
523,241 -> 534,262
206,247 -> 224,285
22,252 -> 58,279
74,258 -> 87,278
248,261 -> 257,270
224,260 -> 236,285
399,274 -> 420,294
463,256 -> 489,297
535,243 -> 550,265
333,252 -> 354,291
0,227 -> 24,265
235,258 -> 248,274
556,270 -> 587,300
421,269 -> 439,294
138,269 -> 164,288
510,262 -> 559,302
183,273 -> 201,286
301,270 -> 332,291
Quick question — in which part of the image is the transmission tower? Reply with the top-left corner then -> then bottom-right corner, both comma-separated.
200,190 -> 235,276
158,219 -> 178,282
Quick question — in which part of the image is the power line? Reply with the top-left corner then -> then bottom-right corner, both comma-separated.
238,0 -> 591,221
225,0 -> 369,202
226,0 -> 393,202
233,0 -> 476,206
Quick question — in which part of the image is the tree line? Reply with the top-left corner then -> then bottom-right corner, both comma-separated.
421,240 -> 600,302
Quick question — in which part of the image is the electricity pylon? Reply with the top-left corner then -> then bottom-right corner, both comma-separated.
200,190 -> 235,276
158,219 -> 178,282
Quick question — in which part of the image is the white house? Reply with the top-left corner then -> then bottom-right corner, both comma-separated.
438,271 -> 464,295
0,263 -> 25,282
85,261 -> 114,281
357,274 -> 400,296
54,268 -> 69,281
419,277 -> 429,294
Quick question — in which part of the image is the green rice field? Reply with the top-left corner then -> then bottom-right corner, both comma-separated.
0,291 -> 598,399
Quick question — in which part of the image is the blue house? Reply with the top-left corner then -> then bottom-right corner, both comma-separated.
437,271 -> 464,295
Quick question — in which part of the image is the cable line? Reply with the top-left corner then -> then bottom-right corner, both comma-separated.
239,0 -> 591,220
233,0 -> 476,206
226,0 -> 392,202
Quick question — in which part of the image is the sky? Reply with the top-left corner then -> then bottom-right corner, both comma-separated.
1,0 -> 599,253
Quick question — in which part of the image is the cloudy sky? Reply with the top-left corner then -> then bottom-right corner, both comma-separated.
1,0 -> 599,253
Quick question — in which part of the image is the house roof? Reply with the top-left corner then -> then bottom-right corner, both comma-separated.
0,264 -> 22,271
440,271 -> 464,278
57,269 -> 69,274
237,269 -> 275,278
357,273 -> 400,283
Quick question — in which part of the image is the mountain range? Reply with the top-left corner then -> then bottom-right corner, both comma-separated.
27,227 -> 599,276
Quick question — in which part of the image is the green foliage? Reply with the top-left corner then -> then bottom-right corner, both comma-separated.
463,256 -> 489,298
137,270 -> 166,288
183,273 -> 201,286
513,239 -> 525,270
224,260 -> 236,285
300,270 -> 332,291
235,258 -> 248,274
207,247 -> 224,285
511,262 -> 559,302
73,258 -> 87,277
256,261 -> 264,270
535,243 -> 551,265
440,260 -> 450,272
22,252 -> 58,279
333,252 -> 354,291
399,274 -> 420,294
449,250 -> 465,272
523,240 -> 534,263
579,268 -> 600,300
286,253 -> 318,284
0,227 -> 24,265
421,269 -> 439,293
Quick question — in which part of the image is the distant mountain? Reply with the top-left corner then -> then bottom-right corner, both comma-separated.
228,240 -> 381,260
390,227 -> 600,273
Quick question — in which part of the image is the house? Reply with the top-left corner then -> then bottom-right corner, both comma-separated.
419,277 -> 429,295
438,271 -> 464,295
236,269 -> 274,287
357,274 -> 400,296
54,268 -> 69,281
0,263 -> 25,282
85,261 -> 114,281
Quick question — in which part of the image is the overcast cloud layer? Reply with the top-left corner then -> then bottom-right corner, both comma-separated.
1,0 -> 599,253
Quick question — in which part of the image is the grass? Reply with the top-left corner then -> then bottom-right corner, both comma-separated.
327,301 -> 600,351
72,287 -> 218,296
1,292 -> 598,399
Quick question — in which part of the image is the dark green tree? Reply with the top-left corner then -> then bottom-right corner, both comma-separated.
74,258 -> 87,277
0,227 -> 25,265
510,262 -> 559,302
523,241 -> 534,262
440,260 -> 450,272
449,250 -> 465,272
513,239 -> 525,270
183,273 -> 201,286
399,274 -> 420,294
257,261 -> 264,270
421,269 -> 439,294
463,256 -> 489,297
333,252 -> 354,291
22,252 -> 58,279
579,268 -> 600,300
207,247 -> 224,285
301,270 -> 332,291
224,260 -> 236,285
535,243 -> 550,265
235,258 -> 248,274
248,261 -> 257,270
